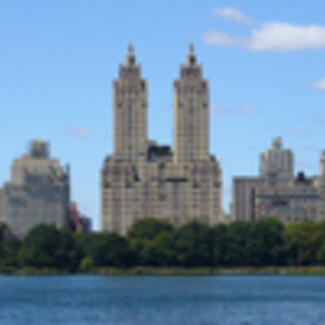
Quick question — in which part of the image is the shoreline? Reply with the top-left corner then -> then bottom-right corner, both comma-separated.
2,266 -> 325,276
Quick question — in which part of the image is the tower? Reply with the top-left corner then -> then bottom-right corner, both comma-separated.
113,44 -> 148,161
259,137 -> 293,180
101,45 -> 223,234
173,45 -> 209,163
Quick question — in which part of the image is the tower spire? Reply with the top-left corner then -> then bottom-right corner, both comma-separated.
186,43 -> 196,66
125,43 -> 135,66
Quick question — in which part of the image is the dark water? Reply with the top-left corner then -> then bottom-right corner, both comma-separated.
1,275 -> 325,324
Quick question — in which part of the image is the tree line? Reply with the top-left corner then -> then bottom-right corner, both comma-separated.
1,217 -> 325,272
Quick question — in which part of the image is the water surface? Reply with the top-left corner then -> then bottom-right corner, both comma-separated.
1,275 -> 325,324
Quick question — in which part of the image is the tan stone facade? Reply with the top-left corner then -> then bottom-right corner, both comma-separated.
101,45 -> 223,235
259,137 -> 293,180
232,138 -> 325,223
113,44 -> 147,162
254,174 -> 319,222
3,140 -> 70,239
173,45 -> 209,163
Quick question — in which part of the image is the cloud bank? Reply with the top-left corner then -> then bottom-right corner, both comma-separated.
311,79 -> 325,90
211,105 -> 260,115
65,126 -> 91,138
204,7 -> 325,52
213,7 -> 255,25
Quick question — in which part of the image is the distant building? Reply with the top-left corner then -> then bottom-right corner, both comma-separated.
232,138 -> 325,223
254,172 -> 319,222
232,177 -> 265,221
2,140 -> 70,239
69,202 -> 92,233
0,188 -> 3,223
259,137 -> 293,180
101,45 -> 223,235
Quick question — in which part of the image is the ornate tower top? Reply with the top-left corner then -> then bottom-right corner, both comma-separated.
320,150 -> 325,177
186,43 -> 196,66
125,43 -> 136,66
272,137 -> 283,150
29,140 -> 49,159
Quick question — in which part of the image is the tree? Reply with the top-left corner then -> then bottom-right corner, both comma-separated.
284,222 -> 322,266
76,232 -> 135,267
19,224 -> 79,270
224,221 -> 252,266
246,218 -> 285,266
127,218 -> 174,266
173,220 -> 213,266
127,218 -> 173,241
211,224 -> 228,266
0,223 -> 21,268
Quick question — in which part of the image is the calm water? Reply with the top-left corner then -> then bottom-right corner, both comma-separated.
1,275 -> 325,325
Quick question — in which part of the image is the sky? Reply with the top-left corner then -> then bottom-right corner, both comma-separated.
1,0 -> 325,230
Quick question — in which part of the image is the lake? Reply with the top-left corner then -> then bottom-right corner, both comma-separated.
0,275 -> 325,324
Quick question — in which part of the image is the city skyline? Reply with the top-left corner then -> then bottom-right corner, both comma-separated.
1,1 -> 325,229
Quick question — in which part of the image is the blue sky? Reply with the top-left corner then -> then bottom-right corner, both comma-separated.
1,1 -> 325,229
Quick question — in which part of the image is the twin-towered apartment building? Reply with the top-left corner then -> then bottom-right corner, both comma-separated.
100,45 -> 222,234
1,45 -> 325,238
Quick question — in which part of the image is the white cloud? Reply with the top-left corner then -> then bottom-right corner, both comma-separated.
213,7 -> 255,25
65,126 -> 91,138
211,105 -> 228,115
290,128 -> 311,137
202,31 -> 244,47
210,104 -> 260,116
203,21 -> 325,52
249,23 -> 325,51
315,115 -> 325,124
311,79 -> 325,90
239,105 -> 259,115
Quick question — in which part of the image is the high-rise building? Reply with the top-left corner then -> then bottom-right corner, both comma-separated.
69,202 -> 92,233
101,45 -> 223,235
2,140 -> 70,238
259,137 -> 293,180
254,172 -> 319,222
113,44 -> 147,162
173,45 -> 209,163
232,138 -> 325,223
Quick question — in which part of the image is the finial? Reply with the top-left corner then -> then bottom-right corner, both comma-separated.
188,43 -> 194,55
127,43 -> 133,55
186,43 -> 196,66
125,43 -> 135,66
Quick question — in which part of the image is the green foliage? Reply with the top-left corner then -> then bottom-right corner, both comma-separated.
127,218 -> 173,241
79,256 -> 94,272
211,224 -> 228,266
127,218 -> 174,265
173,221 -> 213,266
76,232 -> 135,267
284,222 -> 322,266
19,225 -> 80,270
224,221 -> 252,266
2,218 -> 325,272
0,223 -> 21,269
246,218 -> 285,266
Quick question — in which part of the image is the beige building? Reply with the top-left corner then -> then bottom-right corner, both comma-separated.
232,138 -> 325,223
173,45 -> 209,163
254,173 -> 319,222
2,140 -> 70,239
259,137 -> 293,180
101,45 -> 222,235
